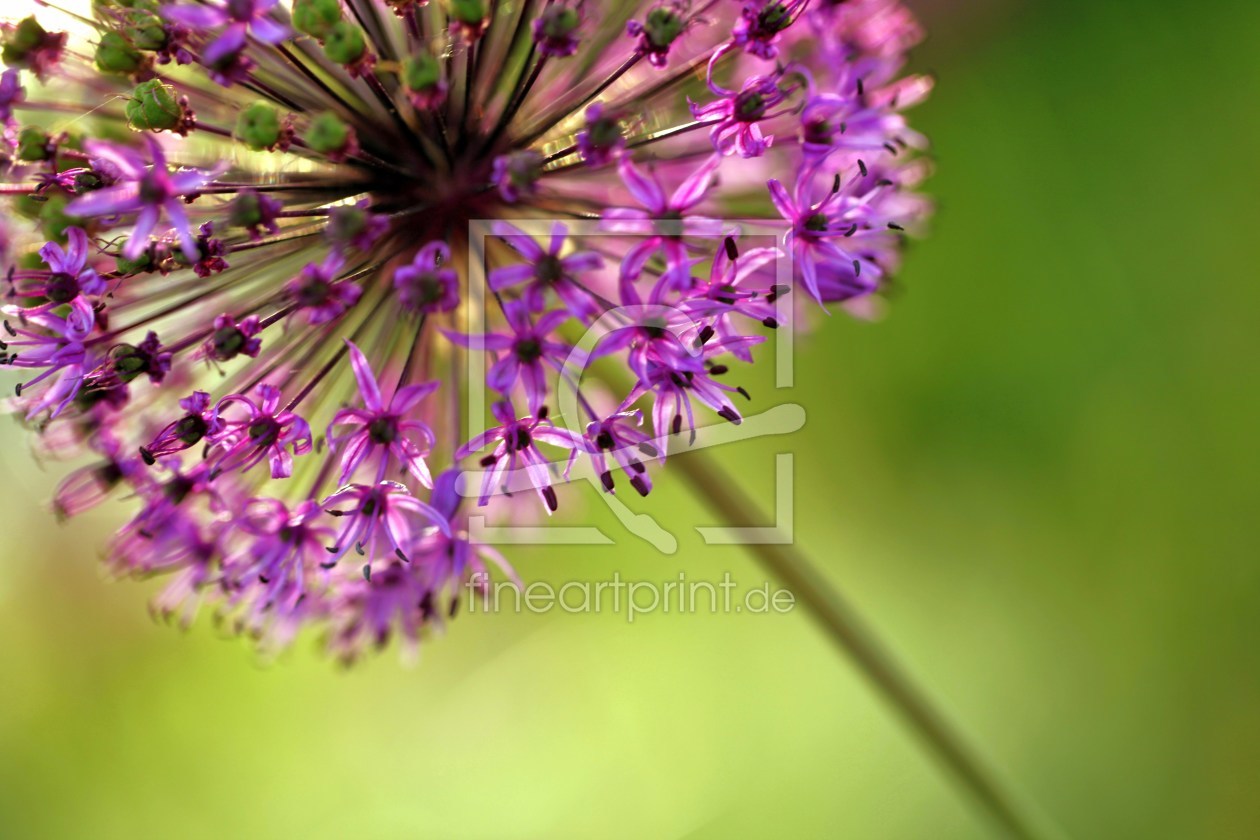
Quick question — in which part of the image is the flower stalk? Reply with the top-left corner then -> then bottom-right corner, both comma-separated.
675,448 -> 1067,840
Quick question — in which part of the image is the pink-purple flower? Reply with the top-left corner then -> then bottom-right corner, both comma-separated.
456,402 -> 586,513
66,137 -> 221,262
489,221 -> 603,320
206,384 -> 314,478
393,241 -> 459,314
328,341 -> 438,487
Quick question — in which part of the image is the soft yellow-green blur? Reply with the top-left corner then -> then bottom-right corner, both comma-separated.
2,1 -> 1258,838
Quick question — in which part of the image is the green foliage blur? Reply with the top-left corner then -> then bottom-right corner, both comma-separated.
1,1 -> 1257,837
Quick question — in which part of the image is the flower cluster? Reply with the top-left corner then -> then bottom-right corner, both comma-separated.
0,0 -> 931,662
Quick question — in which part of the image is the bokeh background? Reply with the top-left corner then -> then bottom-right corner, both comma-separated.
2,0 -> 1258,837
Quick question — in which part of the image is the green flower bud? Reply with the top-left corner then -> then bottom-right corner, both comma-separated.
2,17 -> 50,67
16,126 -> 50,162
327,205 -> 367,242
448,0 -> 487,25
402,52 -> 441,92
126,79 -> 182,132
587,112 -> 623,148
323,21 -> 365,66
115,243 -> 154,276
95,31 -> 144,75
227,192 -> 264,229
293,0 -> 343,41
644,8 -> 685,48
121,9 -> 168,51
74,171 -> 105,193
39,194 -> 83,242
236,101 -> 282,150
304,112 -> 351,155
759,3 -> 792,33
540,6 -> 580,40
18,251 -> 46,272
109,344 -> 150,382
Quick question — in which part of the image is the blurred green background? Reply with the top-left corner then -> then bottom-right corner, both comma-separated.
2,0 -> 1259,837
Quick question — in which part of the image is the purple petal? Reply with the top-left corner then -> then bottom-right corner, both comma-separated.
65,184 -> 141,218
249,15 -> 290,44
344,340 -> 383,411
161,3 -> 228,28
669,154 -> 721,210
618,157 -> 666,212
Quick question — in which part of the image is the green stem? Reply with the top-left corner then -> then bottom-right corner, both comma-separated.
674,450 -> 1067,840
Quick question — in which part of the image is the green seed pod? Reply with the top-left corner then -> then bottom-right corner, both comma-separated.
121,9 -> 168,52
109,344 -> 150,383
304,112 -> 351,155
2,17 -> 49,68
327,205 -> 367,243
73,170 -> 104,193
227,192 -> 264,229
95,31 -> 144,75
236,101 -> 282,150
18,251 -> 46,272
448,0 -> 487,25
293,0 -> 343,41
323,21 -> 366,66
16,126 -> 50,162
759,2 -> 792,33
115,242 -> 155,276
644,7 -> 684,48
126,79 -> 182,132
540,6 -> 580,40
39,194 -> 83,242
402,52 -> 441,92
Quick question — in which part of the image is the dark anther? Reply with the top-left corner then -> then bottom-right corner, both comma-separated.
831,173 -> 842,194
362,563 -> 372,581
717,406 -> 740,423
762,317 -> 778,328
888,222 -> 904,231
853,259 -> 862,277
542,486 -> 558,512
537,405 -> 549,420
736,386 -> 751,401
638,442 -> 659,457
139,447 -> 156,466
395,547 -> 409,563
600,471 -> 615,492
671,414 -> 683,435
858,159 -> 867,177
479,454 -> 497,467
724,236 -> 739,260
708,364 -> 729,375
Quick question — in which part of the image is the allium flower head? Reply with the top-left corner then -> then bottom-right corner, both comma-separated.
0,0 -> 932,662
